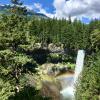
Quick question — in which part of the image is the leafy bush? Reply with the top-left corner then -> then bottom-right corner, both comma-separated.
0,79 -> 14,100
47,53 -> 62,63
8,85 -> 51,100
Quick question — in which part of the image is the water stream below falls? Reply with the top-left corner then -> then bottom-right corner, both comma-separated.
58,50 -> 85,100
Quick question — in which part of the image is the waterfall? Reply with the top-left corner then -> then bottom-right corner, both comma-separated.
74,50 -> 85,83
60,50 -> 85,100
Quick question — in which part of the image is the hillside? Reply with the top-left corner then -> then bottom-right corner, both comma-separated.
0,4 -> 48,18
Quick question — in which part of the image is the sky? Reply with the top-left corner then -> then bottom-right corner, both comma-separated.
0,0 -> 100,23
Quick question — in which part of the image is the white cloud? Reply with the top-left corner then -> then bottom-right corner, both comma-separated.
53,0 -> 100,20
33,3 -> 54,18
25,0 -> 100,20
34,3 -> 42,10
25,5 -> 34,10
24,3 -> 54,18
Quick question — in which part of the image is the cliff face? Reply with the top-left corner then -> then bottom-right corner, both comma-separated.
48,43 -> 64,54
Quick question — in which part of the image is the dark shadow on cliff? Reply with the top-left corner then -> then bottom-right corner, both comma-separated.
31,48 -> 50,65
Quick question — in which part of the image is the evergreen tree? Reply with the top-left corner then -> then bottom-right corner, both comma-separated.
90,29 -> 100,52
11,0 -> 27,15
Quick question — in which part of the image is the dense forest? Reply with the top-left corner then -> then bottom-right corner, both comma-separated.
0,0 -> 100,100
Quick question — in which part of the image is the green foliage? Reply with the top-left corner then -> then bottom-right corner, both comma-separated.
48,53 -> 62,63
8,85 -> 50,100
0,14 -> 38,100
75,53 -> 100,100
0,2 -> 100,99
90,29 -> 100,51
11,0 -> 27,15
0,6 -> 100,52
67,62 -> 75,70
21,17 -> 94,50
0,79 -> 14,100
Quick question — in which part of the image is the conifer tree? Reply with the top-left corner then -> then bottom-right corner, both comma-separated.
11,0 -> 27,15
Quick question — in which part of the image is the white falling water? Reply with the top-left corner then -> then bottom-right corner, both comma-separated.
60,50 -> 85,100
74,50 -> 85,83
